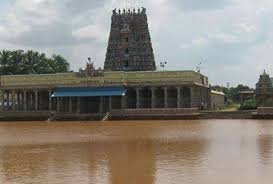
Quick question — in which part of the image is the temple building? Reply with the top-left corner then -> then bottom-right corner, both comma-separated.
256,71 -> 273,107
0,70 -> 209,114
0,8 -> 211,119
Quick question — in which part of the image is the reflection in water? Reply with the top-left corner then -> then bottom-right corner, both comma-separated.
256,122 -> 273,167
155,138 -> 208,184
0,120 -> 272,184
107,140 -> 155,184
257,135 -> 273,166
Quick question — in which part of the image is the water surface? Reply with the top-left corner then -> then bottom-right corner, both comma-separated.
0,120 -> 272,184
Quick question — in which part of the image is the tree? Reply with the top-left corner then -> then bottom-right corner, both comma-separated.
51,54 -> 70,73
240,96 -> 257,110
0,50 -> 70,75
229,84 -> 251,103
211,84 -> 252,103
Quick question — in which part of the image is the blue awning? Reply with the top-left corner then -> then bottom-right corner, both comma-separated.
52,87 -> 126,97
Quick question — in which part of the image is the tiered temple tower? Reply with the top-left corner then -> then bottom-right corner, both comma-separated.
256,70 -> 273,107
104,8 -> 156,71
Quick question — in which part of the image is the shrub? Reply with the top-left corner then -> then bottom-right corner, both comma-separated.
240,97 -> 257,110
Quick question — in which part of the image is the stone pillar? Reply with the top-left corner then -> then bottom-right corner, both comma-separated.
35,90 -> 38,111
69,97 -> 73,113
151,87 -> 156,108
48,90 -> 52,111
6,91 -> 10,111
76,97 -> 81,114
177,87 -> 181,108
108,96 -> 112,111
164,87 -> 168,108
40,92 -> 44,111
99,96 -> 104,113
11,91 -> 16,111
136,88 -> 140,109
16,92 -> 20,111
29,93 -> 32,110
190,87 -> 195,108
0,90 -> 4,111
181,88 -> 184,108
23,91 -> 27,111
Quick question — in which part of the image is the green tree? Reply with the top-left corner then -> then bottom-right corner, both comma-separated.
211,84 -> 252,103
240,97 -> 257,110
0,50 -> 70,75
0,50 -> 11,75
51,54 -> 70,73
229,84 -> 250,103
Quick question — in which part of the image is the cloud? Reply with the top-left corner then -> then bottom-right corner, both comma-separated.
173,0 -> 230,11
72,24 -> 108,42
0,0 -> 109,46
180,37 -> 209,49
0,0 -> 273,87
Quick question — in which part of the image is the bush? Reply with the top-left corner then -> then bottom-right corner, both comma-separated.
240,97 -> 257,110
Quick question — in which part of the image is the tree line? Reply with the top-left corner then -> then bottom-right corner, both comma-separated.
0,50 -> 70,75
212,84 -> 253,103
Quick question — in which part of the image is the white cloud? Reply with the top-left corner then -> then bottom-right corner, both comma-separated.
0,0 -> 273,87
72,25 -> 108,42
180,37 -> 209,49
213,33 -> 240,44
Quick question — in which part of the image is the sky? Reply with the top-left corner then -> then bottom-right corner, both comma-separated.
0,0 -> 273,87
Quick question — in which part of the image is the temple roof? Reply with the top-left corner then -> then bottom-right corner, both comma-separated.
211,90 -> 225,96
0,70 -> 209,89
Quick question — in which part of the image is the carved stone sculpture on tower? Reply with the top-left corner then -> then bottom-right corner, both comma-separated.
104,7 -> 156,71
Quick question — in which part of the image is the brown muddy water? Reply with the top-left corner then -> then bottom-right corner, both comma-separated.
0,120 -> 272,184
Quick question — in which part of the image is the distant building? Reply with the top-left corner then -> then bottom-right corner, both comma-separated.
210,90 -> 225,109
239,90 -> 255,105
255,70 -> 273,107
104,8 -> 156,71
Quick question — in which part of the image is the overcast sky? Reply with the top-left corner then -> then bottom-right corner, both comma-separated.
1,0 -> 273,87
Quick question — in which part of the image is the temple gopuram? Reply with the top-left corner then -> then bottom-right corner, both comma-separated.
256,70 -> 273,107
